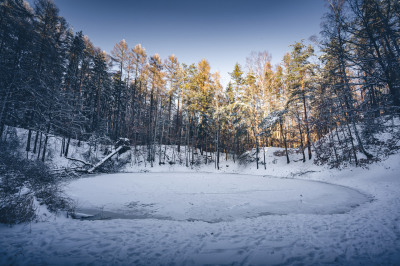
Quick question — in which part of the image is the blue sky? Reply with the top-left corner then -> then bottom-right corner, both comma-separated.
27,0 -> 327,86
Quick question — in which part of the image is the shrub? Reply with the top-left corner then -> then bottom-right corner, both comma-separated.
0,139 -> 75,226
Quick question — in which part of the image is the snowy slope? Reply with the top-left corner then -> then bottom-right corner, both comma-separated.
0,125 -> 399,265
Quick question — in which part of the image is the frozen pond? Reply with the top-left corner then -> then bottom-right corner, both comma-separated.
65,172 -> 369,222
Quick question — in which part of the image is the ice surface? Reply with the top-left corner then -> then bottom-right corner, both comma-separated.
65,173 -> 369,222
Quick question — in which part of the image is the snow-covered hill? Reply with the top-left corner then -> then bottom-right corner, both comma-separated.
0,125 -> 400,265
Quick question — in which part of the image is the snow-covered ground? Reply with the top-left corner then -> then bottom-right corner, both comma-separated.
1,125 -> 400,265
1,152 -> 400,265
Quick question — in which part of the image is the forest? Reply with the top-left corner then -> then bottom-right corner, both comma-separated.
1,0 -> 399,170
2,1 -> 400,264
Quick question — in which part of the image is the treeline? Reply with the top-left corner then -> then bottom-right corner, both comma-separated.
0,0 -> 399,168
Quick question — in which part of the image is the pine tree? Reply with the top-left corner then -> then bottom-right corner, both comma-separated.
286,40 -> 316,160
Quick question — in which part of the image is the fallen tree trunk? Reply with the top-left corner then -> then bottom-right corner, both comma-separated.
66,157 -> 93,166
87,146 -> 125,174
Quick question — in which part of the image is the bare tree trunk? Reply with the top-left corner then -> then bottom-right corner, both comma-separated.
216,114 -> 220,170
328,124 -> 339,163
33,130 -> 39,154
298,122 -> 306,163
37,132 -> 43,160
205,136 -> 208,164
185,114 -> 189,167
280,120 -> 290,164
61,137 -> 65,157
263,136 -> 266,170
26,129 -> 32,154
177,95 -> 182,153
41,123 -> 51,162
65,137 -> 71,158
255,133 -> 259,169
303,94 -> 312,160
0,86 -> 11,139
191,114 -> 195,167
346,123 -> 358,166
160,111 -> 165,165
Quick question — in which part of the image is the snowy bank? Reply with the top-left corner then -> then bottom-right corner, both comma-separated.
0,126 -> 400,265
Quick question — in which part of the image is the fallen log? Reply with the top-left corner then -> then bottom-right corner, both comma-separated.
87,146 -> 126,173
66,157 -> 93,166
